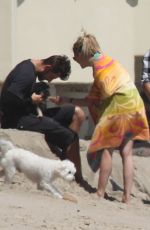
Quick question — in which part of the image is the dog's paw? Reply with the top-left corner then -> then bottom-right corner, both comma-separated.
63,193 -> 78,203
53,193 -> 63,199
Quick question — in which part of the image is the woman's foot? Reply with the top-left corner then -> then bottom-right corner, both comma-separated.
122,194 -> 130,204
97,191 -> 116,201
97,189 -> 105,198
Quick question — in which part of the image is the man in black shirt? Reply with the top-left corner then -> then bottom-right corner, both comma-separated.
0,55 -> 85,184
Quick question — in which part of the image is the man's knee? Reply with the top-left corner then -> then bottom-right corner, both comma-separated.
74,106 -> 86,124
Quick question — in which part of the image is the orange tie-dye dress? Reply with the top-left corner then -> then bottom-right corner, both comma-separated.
87,53 -> 149,171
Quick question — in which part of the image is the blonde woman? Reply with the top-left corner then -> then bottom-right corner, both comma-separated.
70,33 -> 149,204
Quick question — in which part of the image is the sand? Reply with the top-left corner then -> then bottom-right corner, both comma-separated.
0,129 -> 150,230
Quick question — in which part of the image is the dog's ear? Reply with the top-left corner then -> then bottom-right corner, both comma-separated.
56,160 -> 71,171
54,160 -> 66,173
62,159 -> 72,165
61,160 -> 76,172
56,160 -> 75,174
60,160 -> 68,169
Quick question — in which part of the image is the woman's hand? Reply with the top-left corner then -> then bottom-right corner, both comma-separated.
48,96 -> 62,105
85,96 -> 101,106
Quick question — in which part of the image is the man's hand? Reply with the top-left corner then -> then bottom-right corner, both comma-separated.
31,93 -> 44,104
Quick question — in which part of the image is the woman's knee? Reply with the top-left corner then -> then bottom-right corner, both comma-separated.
120,139 -> 133,158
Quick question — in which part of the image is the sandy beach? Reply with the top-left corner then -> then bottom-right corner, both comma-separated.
0,129 -> 150,230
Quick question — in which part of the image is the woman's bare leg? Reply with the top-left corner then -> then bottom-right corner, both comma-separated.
97,149 -> 112,198
120,139 -> 134,204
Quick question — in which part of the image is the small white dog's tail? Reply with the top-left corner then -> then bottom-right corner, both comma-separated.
0,139 -> 15,155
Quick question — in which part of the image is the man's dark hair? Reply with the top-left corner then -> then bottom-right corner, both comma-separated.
42,55 -> 71,80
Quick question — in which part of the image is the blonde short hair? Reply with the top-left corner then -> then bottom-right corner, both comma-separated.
73,33 -> 101,57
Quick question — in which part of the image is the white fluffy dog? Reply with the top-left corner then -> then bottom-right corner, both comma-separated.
0,139 -> 76,199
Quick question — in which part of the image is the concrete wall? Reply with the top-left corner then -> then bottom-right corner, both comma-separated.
50,82 -> 95,139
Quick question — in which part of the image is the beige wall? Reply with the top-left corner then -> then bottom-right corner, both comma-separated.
134,0 -> 150,54
1,0 -> 150,82
11,0 -> 135,82
1,0 -> 150,138
0,0 -> 12,81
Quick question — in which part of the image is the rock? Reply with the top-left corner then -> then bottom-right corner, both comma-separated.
0,129 -> 56,159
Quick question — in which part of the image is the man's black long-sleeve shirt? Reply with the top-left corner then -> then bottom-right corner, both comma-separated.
0,60 -> 37,128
